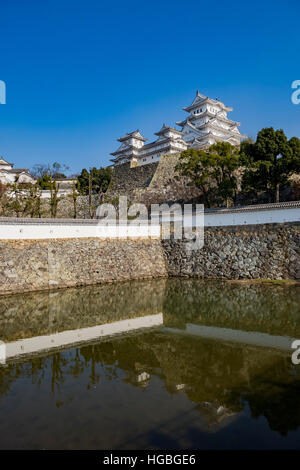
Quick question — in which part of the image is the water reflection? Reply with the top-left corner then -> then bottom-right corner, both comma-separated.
0,279 -> 165,342
0,279 -> 300,449
163,279 -> 300,337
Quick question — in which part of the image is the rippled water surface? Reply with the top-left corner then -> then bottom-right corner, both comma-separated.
0,279 -> 300,449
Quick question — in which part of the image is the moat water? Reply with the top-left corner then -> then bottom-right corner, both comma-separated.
0,279 -> 300,449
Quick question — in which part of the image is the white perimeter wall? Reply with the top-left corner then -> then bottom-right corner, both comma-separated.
204,207 -> 300,227
151,204 -> 300,227
0,222 -> 161,240
0,205 -> 299,239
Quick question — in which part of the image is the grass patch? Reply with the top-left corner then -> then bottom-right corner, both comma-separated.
227,279 -> 300,286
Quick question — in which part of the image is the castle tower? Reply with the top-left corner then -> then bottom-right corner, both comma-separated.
110,126 -> 187,167
110,130 -> 147,165
176,91 -> 247,149
138,124 -> 187,165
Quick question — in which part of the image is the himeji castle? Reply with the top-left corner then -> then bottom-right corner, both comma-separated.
110,91 -> 247,166
110,126 -> 187,166
176,91 -> 247,149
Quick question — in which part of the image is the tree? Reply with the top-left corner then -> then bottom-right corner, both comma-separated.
77,167 -> 112,195
49,179 -> 60,218
239,138 -> 255,164
34,162 -> 70,186
31,164 -> 49,179
0,181 -> 8,214
3,183 -> 43,218
37,173 -> 52,190
288,137 -> 300,173
77,168 -> 90,194
241,128 -> 300,202
53,172 -> 67,179
208,142 -> 241,207
52,162 -> 69,179
77,166 -> 112,219
6,184 -> 27,218
176,149 -> 216,208
176,142 -> 241,208
26,183 -> 42,218
36,172 -> 60,217
70,180 -> 78,219
88,171 -> 93,218
33,163 -> 67,216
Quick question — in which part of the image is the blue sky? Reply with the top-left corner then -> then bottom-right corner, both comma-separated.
0,0 -> 299,175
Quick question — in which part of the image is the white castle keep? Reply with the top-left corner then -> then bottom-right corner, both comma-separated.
110,91 -> 247,166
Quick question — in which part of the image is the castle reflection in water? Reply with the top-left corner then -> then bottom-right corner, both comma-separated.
0,279 -> 300,449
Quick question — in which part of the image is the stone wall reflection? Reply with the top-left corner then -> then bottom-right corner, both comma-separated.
0,279 -> 166,342
163,279 -> 300,338
1,278 -> 300,342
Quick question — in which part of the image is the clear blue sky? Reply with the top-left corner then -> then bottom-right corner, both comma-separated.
0,0 -> 299,175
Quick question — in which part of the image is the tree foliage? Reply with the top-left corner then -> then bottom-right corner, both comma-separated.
1,183 -> 42,218
177,129 -> 300,207
33,162 -> 69,187
208,142 -> 241,206
176,142 -> 241,207
77,167 -> 112,195
241,128 -> 300,202
37,173 -> 52,190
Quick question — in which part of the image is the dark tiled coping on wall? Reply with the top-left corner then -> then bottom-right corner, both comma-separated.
204,200 -> 300,214
0,218 -> 155,225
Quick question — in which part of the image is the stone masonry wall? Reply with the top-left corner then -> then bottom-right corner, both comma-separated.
0,238 -> 167,295
106,154 -> 201,207
135,153 -> 201,207
106,161 -> 159,202
0,222 -> 299,295
162,222 -> 300,281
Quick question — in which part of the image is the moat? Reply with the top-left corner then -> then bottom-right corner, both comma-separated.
0,279 -> 300,449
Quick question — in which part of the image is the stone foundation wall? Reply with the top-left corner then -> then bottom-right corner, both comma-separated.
106,161 -> 159,202
105,155 -> 201,207
52,194 -> 103,218
0,222 -> 299,294
0,238 -> 167,294
134,153 -> 201,207
163,222 -> 300,280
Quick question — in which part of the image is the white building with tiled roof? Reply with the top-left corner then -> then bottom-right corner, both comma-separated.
110,126 -> 187,166
0,157 -> 36,185
110,130 -> 147,166
110,91 -> 246,166
176,91 -> 247,149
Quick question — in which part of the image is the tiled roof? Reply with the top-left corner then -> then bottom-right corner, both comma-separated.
117,130 -> 147,142
154,124 -> 183,136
